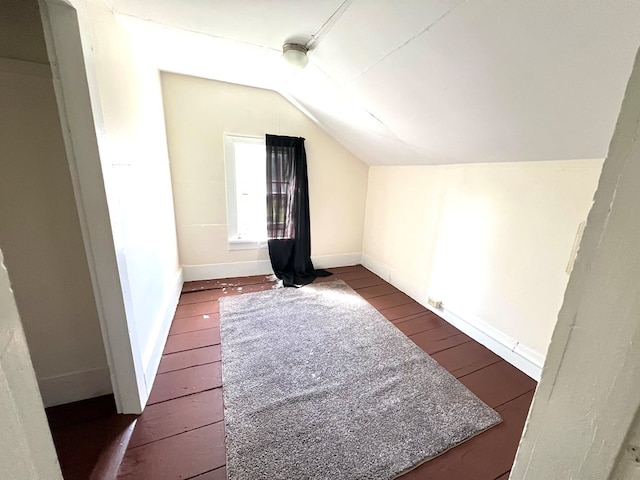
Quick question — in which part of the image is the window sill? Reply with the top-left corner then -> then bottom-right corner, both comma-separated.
228,239 -> 268,251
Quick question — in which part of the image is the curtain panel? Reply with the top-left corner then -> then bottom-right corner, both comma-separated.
265,134 -> 331,287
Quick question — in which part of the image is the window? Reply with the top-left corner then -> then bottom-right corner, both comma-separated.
224,134 -> 267,249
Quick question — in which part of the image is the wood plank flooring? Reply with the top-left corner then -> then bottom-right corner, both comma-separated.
46,265 -> 536,479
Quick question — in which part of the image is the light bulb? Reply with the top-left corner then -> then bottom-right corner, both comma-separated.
282,43 -> 308,69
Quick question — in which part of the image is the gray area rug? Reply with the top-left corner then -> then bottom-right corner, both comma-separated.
219,280 -> 501,480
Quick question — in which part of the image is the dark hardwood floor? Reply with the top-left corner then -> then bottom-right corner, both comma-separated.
46,265 -> 536,479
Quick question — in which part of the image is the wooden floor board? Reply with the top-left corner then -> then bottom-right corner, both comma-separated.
118,422 -> 226,479
382,302 -> 430,321
179,289 -> 226,305
157,345 -> 221,374
327,265 -> 363,274
357,282 -> 400,298
188,466 -> 227,480
431,341 -> 503,378
346,275 -> 386,289
129,389 -> 223,449
46,394 -> 117,430
147,362 -> 222,405
169,313 -> 219,335
207,282 -> 275,297
46,265 -> 535,480
51,414 -> 128,480
330,269 -> 377,281
182,275 -> 274,293
367,291 -> 415,310
458,361 -> 537,408
174,301 -> 219,319
409,324 -> 473,354
401,390 -> 534,480
163,328 -> 220,355
393,313 -> 448,336
212,274 -> 272,287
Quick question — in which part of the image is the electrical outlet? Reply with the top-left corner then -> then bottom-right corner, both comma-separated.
427,297 -> 443,309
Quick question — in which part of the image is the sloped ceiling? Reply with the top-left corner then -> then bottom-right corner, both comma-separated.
109,0 -> 640,165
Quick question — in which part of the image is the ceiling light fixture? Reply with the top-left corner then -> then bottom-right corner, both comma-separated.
282,43 -> 309,69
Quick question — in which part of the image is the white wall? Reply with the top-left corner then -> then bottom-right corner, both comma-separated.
0,248 -> 62,479
511,48 -> 640,480
41,0 -> 182,411
73,0 -> 182,404
161,73 -> 369,280
363,160 -> 602,374
83,0 -> 182,387
0,0 -> 110,407
0,0 -> 49,63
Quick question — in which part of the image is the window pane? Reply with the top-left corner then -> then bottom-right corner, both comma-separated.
233,142 -> 266,240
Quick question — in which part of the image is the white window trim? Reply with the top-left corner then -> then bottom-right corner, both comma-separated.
224,134 -> 268,250
228,239 -> 269,251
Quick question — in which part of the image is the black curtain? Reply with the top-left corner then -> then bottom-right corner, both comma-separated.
266,134 -> 331,287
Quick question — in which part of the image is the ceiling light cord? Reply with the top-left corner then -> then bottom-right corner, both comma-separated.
306,0 -> 354,50
281,0 -> 353,70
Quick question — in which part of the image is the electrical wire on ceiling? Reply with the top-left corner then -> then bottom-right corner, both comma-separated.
306,0 -> 354,50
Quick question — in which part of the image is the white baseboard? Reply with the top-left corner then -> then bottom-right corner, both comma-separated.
311,252 -> 362,269
183,260 -> 273,281
428,306 -> 543,380
360,255 -> 391,282
182,253 -> 362,282
514,343 -> 546,373
142,268 -> 184,398
39,367 -> 112,407
361,253 -> 544,381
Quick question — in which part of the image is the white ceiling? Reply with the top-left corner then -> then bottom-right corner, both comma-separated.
109,0 -> 640,165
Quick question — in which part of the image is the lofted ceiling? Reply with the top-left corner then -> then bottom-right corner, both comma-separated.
108,0 -> 640,165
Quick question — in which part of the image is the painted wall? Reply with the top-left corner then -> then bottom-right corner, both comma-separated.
0,248 -> 62,479
0,1 -> 110,407
511,48 -> 640,480
161,73 -> 369,280
363,160 -> 602,367
63,0 -> 183,407
0,0 -> 48,63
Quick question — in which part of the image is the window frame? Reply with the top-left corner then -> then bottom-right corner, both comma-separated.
223,134 -> 268,251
